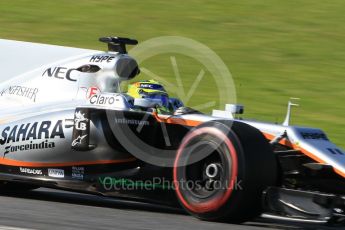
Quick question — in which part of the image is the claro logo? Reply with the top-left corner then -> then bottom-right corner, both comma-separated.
89,94 -> 117,105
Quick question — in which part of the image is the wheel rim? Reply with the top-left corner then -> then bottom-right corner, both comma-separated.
184,141 -> 228,199
173,127 -> 239,213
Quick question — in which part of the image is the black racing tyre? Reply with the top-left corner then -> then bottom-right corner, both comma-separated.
173,120 -> 277,223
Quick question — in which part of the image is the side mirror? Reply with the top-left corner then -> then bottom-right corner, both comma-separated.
134,98 -> 162,108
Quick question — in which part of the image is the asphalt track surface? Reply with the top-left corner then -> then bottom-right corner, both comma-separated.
0,188 -> 340,230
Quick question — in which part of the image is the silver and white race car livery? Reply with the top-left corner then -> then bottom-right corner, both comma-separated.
0,37 -> 344,225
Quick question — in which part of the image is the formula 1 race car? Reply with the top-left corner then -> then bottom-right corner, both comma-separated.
0,37 -> 344,225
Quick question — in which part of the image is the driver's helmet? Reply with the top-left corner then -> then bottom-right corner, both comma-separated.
127,79 -> 170,112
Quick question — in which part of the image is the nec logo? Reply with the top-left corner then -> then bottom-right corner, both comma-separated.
42,67 -> 77,82
140,84 -> 154,89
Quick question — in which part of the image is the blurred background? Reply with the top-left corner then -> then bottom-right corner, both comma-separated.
0,0 -> 343,147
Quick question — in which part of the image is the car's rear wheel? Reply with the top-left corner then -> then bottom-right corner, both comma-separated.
173,121 -> 277,223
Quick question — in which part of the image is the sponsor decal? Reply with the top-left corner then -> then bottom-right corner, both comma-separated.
5,140 -> 55,155
72,166 -> 84,180
327,148 -> 344,155
72,108 -> 90,151
19,167 -> 42,175
0,86 -> 38,102
48,168 -> 64,178
79,86 -> 101,99
89,94 -> 117,105
42,67 -> 77,82
71,134 -> 88,147
300,132 -> 329,141
75,111 -> 88,131
89,55 -> 114,63
86,87 -> 100,99
139,83 -> 162,90
114,118 -> 149,126
0,120 -> 65,145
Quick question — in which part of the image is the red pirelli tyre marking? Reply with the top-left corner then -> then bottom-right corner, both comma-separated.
173,127 -> 238,213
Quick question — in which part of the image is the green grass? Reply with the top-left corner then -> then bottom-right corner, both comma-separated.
0,0 -> 344,147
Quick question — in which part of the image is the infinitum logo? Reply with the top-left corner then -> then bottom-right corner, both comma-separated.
114,118 -> 149,126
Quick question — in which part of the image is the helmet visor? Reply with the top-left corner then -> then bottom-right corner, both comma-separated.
141,92 -> 169,107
